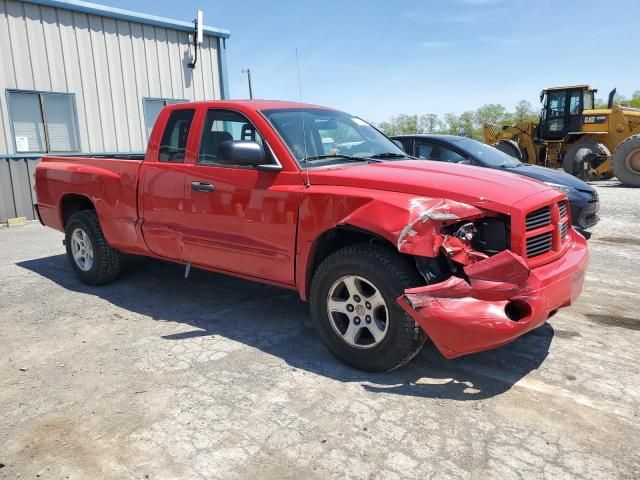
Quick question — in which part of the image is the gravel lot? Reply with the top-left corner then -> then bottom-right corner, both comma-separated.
1,180 -> 639,480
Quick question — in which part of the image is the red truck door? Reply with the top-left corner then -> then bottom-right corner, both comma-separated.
139,108 -> 198,260
182,108 -> 302,286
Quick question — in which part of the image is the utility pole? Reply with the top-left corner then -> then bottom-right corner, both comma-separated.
242,69 -> 253,99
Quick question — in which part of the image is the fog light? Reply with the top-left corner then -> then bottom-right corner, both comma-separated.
505,300 -> 532,322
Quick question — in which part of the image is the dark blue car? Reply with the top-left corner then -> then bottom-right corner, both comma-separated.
392,134 -> 600,231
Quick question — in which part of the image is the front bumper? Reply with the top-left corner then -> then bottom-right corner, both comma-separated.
398,230 -> 589,359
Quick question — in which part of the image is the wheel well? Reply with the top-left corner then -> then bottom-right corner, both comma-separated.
306,226 -> 409,295
60,194 -> 95,227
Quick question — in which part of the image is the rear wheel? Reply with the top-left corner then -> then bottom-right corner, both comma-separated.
65,210 -> 122,285
309,244 -> 427,372
562,140 -> 609,178
612,134 -> 640,187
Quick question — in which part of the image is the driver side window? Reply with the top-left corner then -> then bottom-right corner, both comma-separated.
198,109 -> 270,166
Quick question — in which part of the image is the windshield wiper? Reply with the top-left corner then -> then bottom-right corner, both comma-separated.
304,154 -> 365,162
368,152 -> 408,159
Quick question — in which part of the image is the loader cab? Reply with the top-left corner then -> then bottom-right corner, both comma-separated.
539,86 -> 596,141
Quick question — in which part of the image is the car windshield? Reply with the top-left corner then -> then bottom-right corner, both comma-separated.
447,136 -> 522,168
262,108 -> 408,168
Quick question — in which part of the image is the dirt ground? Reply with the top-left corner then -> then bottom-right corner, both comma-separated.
1,180 -> 639,479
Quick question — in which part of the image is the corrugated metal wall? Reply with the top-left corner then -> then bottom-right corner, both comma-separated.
0,0 -> 222,154
0,157 -> 38,221
0,0 -> 225,222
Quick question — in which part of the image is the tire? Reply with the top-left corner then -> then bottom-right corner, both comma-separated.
494,140 -> 523,160
65,210 -> 122,285
612,134 -> 640,187
562,141 -> 610,177
309,244 -> 427,372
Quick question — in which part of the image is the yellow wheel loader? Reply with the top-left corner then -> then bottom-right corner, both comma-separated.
483,85 -> 640,187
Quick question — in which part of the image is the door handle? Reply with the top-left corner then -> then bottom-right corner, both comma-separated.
191,181 -> 215,193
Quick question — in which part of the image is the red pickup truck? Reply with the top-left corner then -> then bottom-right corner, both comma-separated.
35,100 -> 589,372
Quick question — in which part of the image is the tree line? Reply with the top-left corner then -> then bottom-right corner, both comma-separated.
375,90 -> 640,140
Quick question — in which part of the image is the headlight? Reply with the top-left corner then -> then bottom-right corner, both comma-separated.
544,182 -> 573,194
445,218 -> 510,255
452,222 -> 477,241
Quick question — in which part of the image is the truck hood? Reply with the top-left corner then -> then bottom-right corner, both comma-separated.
308,160 -> 556,214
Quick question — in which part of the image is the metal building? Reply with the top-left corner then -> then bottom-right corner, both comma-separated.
0,0 -> 230,223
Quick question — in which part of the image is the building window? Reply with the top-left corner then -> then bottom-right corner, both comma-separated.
143,98 -> 188,140
7,90 -> 80,153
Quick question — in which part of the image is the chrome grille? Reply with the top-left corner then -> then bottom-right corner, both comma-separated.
526,232 -> 553,258
558,201 -> 567,218
560,221 -> 569,239
525,206 -> 551,231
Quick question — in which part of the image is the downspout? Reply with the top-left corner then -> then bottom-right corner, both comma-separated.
217,37 -> 230,100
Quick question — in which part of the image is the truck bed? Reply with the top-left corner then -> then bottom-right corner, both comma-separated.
54,152 -> 146,161
35,155 -> 145,252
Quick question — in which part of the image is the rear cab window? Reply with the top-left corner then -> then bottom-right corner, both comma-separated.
158,109 -> 195,163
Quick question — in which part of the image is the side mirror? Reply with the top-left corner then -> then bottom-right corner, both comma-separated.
217,140 -> 266,167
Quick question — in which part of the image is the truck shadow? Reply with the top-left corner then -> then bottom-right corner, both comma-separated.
18,254 -> 553,401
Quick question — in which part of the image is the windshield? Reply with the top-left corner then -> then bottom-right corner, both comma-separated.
446,136 -> 522,168
262,108 -> 408,168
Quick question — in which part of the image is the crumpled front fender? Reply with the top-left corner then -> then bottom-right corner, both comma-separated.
340,196 -> 486,258
298,191 -> 492,300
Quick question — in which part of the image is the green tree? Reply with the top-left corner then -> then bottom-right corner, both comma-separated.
474,104 -> 508,127
419,114 -> 440,133
513,100 -> 537,123
440,113 -> 461,135
394,114 -> 420,134
375,88 -> 639,141
376,121 -> 395,136
595,92 -> 628,109
458,111 -> 476,138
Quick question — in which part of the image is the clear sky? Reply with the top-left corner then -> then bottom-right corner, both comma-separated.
100,0 -> 639,123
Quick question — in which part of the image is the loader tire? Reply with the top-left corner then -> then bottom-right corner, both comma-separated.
494,140 -> 523,161
309,244 -> 427,372
65,210 -> 122,285
562,141 -> 609,177
612,134 -> 640,187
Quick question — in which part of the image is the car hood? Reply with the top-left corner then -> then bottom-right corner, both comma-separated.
308,160 -> 558,214
504,164 -> 596,194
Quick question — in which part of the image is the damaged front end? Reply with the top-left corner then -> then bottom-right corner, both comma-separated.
390,197 -> 589,359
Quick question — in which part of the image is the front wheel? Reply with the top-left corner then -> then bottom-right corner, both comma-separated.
612,134 -> 640,187
562,141 -> 610,178
309,244 -> 427,372
65,210 -> 122,285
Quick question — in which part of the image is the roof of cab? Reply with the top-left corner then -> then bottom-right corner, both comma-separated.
177,99 -> 334,111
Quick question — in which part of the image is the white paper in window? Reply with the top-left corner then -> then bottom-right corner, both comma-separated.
15,136 -> 30,152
